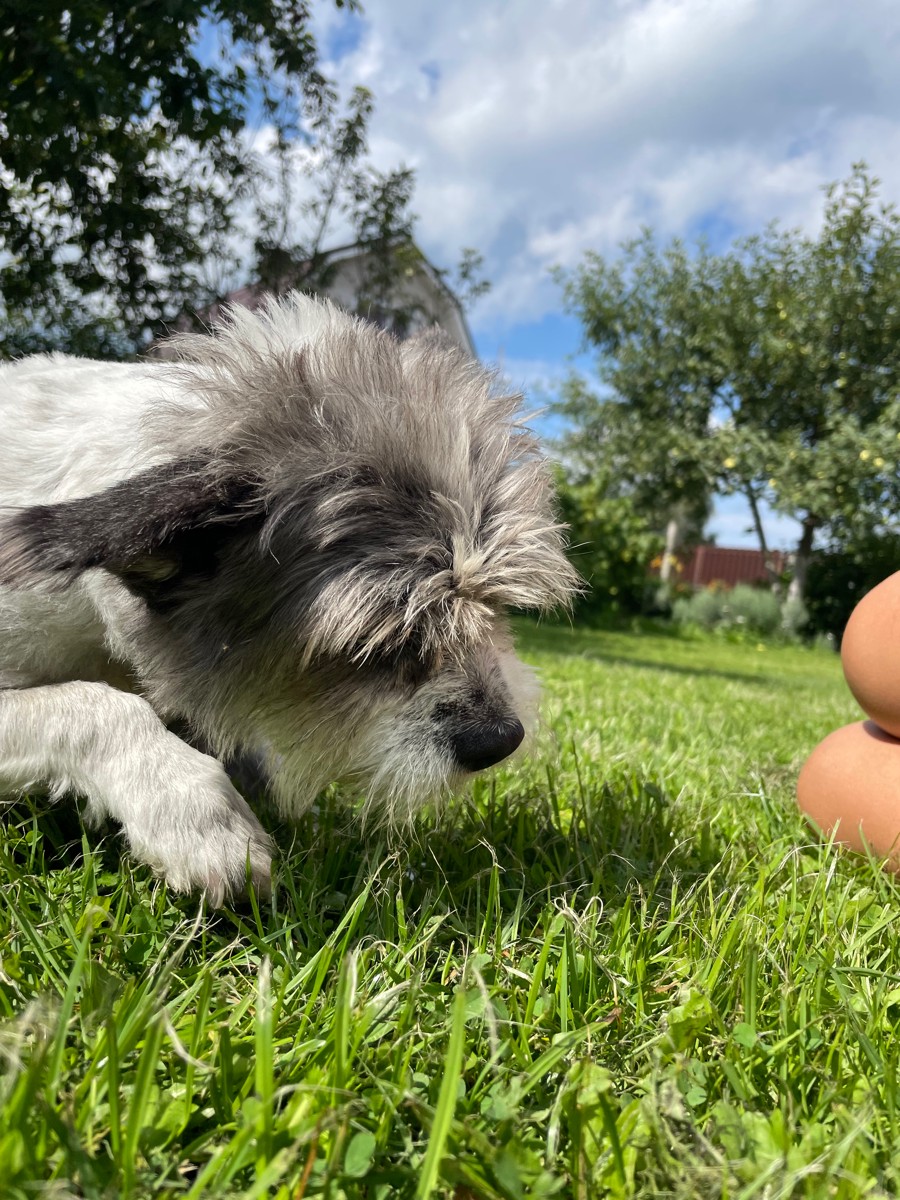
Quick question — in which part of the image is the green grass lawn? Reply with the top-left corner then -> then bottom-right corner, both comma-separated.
2,620 -> 898,1199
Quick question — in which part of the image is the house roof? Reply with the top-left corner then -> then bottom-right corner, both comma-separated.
158,241 -> 476,358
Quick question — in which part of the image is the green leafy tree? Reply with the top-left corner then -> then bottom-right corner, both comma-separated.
0,6 -> 489,358
0,1 -> 359,347
558,166 -> 900,602
554,239 -> 714,607
253,85 -> 416,306
555,468 -> 664,615
251,83 -> 488,338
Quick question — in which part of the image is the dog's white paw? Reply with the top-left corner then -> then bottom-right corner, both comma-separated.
98,735 -> 275,904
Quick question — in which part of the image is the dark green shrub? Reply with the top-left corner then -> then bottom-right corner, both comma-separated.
555,472 -> 663,615
805,531 -> 900,643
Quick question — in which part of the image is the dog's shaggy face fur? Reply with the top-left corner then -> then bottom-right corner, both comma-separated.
0,294 -> 577,895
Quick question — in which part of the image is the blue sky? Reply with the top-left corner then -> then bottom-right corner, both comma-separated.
260,0 -> 900,551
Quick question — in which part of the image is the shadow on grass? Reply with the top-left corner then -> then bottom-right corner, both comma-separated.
0,796 -> 124,878
3,766 -> 726,949
262,769 -> 728,940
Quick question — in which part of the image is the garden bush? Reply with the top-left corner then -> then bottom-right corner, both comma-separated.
554,470 -> 663,615
672,588 -> 723,629
805,531 -> 900,643
673,584 -> 786,637
724,585 -> 782,634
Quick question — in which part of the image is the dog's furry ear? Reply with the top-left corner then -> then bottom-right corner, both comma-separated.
0,457 -> 263,600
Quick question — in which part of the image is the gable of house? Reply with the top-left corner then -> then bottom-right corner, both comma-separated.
151,242 -> 475,359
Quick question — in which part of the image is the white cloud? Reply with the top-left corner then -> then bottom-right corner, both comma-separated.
495,356 -> 569,391
306,0 -> 900,334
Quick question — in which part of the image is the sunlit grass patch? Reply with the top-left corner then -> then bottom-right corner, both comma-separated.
2,621 -> 897,1198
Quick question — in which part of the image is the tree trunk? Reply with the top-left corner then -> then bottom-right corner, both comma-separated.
745,487 -> 783,594
787,515 -> 818,604
659,516 -> 682,584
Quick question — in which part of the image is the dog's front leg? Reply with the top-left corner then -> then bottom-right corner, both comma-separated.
0,681 -> 273,903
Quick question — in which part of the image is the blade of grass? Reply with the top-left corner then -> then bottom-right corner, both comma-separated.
415,970 -> 468,1200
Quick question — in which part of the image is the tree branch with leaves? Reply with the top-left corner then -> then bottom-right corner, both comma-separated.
557,166 -> 900,604
0,4 -> 489,357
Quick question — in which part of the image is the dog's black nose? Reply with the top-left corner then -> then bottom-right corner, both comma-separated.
451,719 -> 525,773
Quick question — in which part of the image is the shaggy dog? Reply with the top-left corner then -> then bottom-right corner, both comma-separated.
0,294 -> 577,902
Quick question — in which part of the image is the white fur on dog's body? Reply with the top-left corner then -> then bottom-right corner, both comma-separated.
0,357 -> 172,501
0,358 -> 279,900
0,295 -> 575,902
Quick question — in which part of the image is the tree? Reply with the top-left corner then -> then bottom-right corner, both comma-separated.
554,237 -> 716,606
0,2 -> 360,344
252,85 -> 410,300
557,167 -> 900,603
250,82 -> 488,338
554,467 -> 665,615
0,8 -> 489,357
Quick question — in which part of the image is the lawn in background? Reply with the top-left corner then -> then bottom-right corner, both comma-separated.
1,619 -> 897,1199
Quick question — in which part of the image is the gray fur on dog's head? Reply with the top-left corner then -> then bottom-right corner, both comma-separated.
0,294 -> 578,822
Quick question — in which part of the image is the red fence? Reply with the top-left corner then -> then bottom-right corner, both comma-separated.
678,545 -> 788,589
